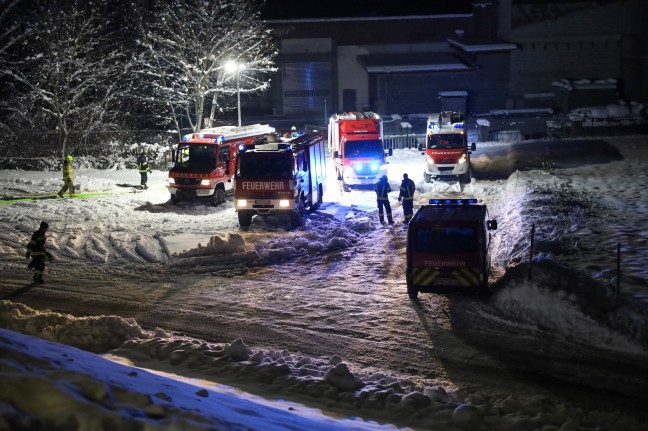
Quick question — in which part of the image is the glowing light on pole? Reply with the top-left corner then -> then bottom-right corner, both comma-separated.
226,61 -> 246,127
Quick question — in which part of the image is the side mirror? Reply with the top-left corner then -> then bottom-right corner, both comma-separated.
333,150 -> 339,158
487,220 -> 498,230
470,142 -> 476,152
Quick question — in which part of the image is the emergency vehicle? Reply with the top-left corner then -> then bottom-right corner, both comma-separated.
168,124 -> 276,206
234,131 -> 327,228
406,198 -> 497,298
328,112 -> 392,192
421,112 -> 475,184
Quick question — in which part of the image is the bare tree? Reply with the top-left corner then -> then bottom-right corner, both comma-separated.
5,0 -> 129,158
129,0 -> 277,138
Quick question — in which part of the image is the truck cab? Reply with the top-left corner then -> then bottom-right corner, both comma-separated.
421,112 -> 475,184
406,198 -> 497,298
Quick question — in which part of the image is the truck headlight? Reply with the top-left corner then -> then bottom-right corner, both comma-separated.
236,199 -> 247,207
458,154 -> 467,164
279,199 -> 290,207
200,179 -> 211,186
168,178 -> 175,184
426,156 -> 435,165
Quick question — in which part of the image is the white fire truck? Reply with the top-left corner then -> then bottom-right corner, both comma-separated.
328,112 -> 392,192
406,198 -> 497,298
234,131 -> 327,228
168,124 -> 276,206
421,112 -> 475,184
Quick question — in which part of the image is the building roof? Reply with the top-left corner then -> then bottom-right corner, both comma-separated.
357,53 -> 470,74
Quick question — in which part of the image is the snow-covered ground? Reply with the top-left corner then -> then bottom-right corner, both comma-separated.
1,135 -> 648,430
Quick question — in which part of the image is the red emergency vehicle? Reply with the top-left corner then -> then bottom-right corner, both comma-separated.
406,198 -> 497,298
168,124 -> 276,205
328,112 -> 392,192
421,112 -> 475,184
234,131 -> 327,228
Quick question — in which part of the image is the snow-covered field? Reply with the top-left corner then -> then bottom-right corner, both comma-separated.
1,135 -> 648,430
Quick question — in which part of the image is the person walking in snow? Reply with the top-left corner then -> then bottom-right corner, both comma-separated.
398,173 -> 416,225
375,175 -> 394,225
57,155 -> 74,198
137,152 -> 152,190
26,221 -> 52,283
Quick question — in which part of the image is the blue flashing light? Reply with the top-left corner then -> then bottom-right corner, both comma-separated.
217,136 -> 224,143
369,160 -> 380,173
453,123 -> 464,129
238,143 -> 247,152
198,133 -> 205,139
429,198 -> 478,205
182,134 -> 192,142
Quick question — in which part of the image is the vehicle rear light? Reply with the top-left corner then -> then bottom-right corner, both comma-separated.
279,199 -> 290,207
236,199 -> 248,207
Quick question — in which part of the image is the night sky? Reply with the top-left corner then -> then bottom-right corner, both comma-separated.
260,0 -> 474,20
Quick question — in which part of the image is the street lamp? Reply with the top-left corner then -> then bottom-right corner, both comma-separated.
225,61 -> 246,127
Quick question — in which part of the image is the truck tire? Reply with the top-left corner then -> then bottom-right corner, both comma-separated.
170,194 -> 178,204
211,188 -> 226,206
407,284 -> 418,299
238,211 -> 253,227
460,171 -> 471,184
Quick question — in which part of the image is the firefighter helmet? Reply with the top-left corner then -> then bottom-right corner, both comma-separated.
65,155 -> 73,162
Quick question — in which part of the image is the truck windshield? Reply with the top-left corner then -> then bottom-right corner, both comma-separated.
415,227 -> 475,254
175,144 -> 217,168
427,134 -> 465,150
237,154 -> 294,179
344,140 -> 384,158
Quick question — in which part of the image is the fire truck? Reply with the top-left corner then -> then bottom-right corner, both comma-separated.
234,131 -> 327,228
168,124 -> 276,206
328,112 -> 392,192
406,198 -> 497,298
421,112 -> 475,184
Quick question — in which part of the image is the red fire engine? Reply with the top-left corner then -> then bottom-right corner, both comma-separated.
420,112 -> 476,184
406,198 -> 497,298
328,112 -> 392,192
168,124 -> 276,205
234,131 -> 327,228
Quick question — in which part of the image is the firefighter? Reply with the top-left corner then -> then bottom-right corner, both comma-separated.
57,155 -> 74,198
398,173 -> 416,225
26,221 -> 52,283
375,175 -> 394,225
138,152 -> 152,189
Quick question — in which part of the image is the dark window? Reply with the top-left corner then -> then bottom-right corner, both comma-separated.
415,227 -> 475,254
238,154 -> 294,179
176,144 -> 216,168
344,140 -> 384,158
427,134 -> 465,149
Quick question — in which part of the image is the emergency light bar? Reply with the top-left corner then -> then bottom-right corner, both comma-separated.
429,198 -> 478,205
453,123 -> 465,129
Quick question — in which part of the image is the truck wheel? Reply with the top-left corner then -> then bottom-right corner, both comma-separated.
170,194 -> 178,204
211,188 -> 226,206
407,285 -> 418,299
238,211 -> 253,227
460,171 -> 471,184
290,213 -> 302,228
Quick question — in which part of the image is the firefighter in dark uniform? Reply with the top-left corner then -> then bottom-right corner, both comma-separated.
26,221 -> 52,283
138,152 -> 152,189
375,175 -> 394,225
398,173 -> 416,224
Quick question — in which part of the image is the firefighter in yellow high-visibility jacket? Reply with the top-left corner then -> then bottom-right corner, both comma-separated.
57,155 -> 74,198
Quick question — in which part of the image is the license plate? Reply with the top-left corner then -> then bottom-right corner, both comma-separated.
436,278 -> 460,286
196,189 -> 212,196
255,199 -> 272,205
